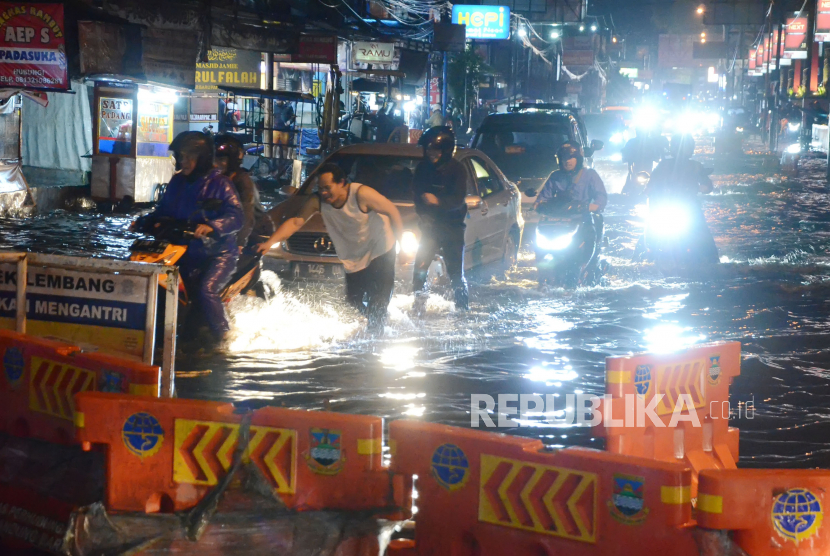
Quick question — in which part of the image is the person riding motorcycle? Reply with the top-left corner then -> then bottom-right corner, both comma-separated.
621,128 -> 668,194
412,126 -> 469,311
135,131 -> 243,344
635,133 -> 718,264
534,143 -> 607,270
214,135 -> 275,248
647,134 -> 713,197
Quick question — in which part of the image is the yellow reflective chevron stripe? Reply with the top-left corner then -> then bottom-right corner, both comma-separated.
129,383 -> 160,397
661,485 -> 691,505
357,438 -> 382,455
697,493 -> 724,514
606,371 -> 630,384
74,411 -> 85,429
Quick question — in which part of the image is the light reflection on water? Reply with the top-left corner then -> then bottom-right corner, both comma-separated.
3,158 -> 830,467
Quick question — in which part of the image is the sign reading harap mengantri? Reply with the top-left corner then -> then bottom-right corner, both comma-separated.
0,265 -> 150,359
0,3 -> 67,89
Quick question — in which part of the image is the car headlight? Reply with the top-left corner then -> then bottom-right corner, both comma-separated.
610,132 -> 624,144
397,230 -> 419,255
786,143 -> 801,154
788,122 -> 801,132
536,227 -> 575,250
648,204 -> 691,237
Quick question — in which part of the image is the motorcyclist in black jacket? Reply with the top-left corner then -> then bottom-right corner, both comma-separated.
412,126 -> 469,311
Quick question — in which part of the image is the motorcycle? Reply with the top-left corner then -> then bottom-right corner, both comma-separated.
129,216 -> 265,330
634,172 -> 719,265
533,192 -> 603,288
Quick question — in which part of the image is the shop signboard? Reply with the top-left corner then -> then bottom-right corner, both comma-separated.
451,5 -> 510,40
817,0 -> 830,42
98,97 -> 133,155
784,17 -> 808,59
563,50 -> 594,67
275,35 -> 337,64
0,3 -> 67,90
353,41 -> 396,65
195,47 -> 261,91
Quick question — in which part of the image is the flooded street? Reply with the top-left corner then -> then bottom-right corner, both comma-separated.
4,153 -> 830,469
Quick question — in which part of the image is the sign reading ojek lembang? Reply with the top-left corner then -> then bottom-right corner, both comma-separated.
0,266 -> 150,359
451,5 -> 510,40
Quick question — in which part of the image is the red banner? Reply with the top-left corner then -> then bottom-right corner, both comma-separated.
817,0 -> 830,42
748,48 -> 756,70
755,42 -> 765,73
0,3 -> 67,90
784,17 -> 808,59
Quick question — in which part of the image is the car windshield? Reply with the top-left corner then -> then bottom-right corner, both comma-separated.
306,154 -> 419,202
474,124 -> 571,180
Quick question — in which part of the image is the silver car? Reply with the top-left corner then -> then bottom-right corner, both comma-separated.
264,143 -> 524,282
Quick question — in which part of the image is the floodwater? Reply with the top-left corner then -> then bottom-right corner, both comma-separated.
4,151 -> 830,469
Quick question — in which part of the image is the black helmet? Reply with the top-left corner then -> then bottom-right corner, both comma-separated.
418,125 -> 455,165
169,131 -> 214,178
214,134 -> 244,173
670,134 -> 695,160
556,143 -> 584,174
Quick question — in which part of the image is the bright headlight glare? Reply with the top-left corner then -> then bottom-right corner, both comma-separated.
648,204 -> 691,237
610,153 -> 623,162
786,143 -> 801,154
788,122 -> 801,132
399,231 -> 419,255
610,132 -> 624,144
536,227 -> 575,250
735,126 -> 744,132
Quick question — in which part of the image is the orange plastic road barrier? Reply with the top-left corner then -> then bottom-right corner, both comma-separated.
387,420 -> 699,556
698,469 -> 830,555
595,341 -> 741,495
0,330 -> 159,445
75,392 -> 397,514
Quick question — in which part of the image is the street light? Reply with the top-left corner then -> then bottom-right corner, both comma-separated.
612,36 -> 618,43
701,38 -> 706,43
700,32 -> 706,37
518,28 -> 527,38
697,5 -> 704,14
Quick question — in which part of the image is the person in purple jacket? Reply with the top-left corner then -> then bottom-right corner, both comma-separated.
135,132 -> 243,344
535,143 -> 607,268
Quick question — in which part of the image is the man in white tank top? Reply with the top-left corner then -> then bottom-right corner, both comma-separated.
257,163 -> 403,333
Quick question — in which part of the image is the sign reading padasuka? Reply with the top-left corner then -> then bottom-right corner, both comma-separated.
0,3 -> 67,89
195,47 -> 260,91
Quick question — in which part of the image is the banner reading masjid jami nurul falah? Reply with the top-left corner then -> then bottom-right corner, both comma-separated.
0,3 -> 67,90
784,17 -> 808,59
817,0 -> 830,42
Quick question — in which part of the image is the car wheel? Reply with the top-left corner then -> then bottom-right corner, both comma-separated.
501,232 -> 518,276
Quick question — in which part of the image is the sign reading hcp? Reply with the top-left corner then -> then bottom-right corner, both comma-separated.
451,5 -> 510,40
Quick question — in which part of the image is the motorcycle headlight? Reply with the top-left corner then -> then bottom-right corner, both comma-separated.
536,227 -> 575,250
735,126 -> 744,133
610,153 -> 623,162
397,230 -> 419,255
610,132 -> 624,144
788,122 -> 801,132
786,143 -> 801,154
648,204 -> 691,237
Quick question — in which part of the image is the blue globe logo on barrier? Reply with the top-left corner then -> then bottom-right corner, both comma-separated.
772,488 -> 823,543
122,412 -> 164,458
3,347 -> 24,385
634,365 -> 651,396
431,443 -> 469,491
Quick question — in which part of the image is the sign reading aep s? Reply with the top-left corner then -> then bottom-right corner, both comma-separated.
452,5 -> 510,40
